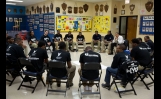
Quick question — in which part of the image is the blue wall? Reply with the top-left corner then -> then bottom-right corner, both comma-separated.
6,5 -> 26,31
6,5 -> 26,15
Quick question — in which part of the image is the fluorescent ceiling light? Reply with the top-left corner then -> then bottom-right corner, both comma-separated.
6,3 -> 16,5
6,0 -> 23,2
125,0 -> 130,4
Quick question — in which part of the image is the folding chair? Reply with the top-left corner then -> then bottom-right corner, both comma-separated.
124,39 -> 129,50
46,60 -> 69,97
105,44 -> 108,50
108,60 -> 139,98
77,43 -> 84,51
78,62 -> 102,99
17,58 -> 46,93
6,57 -> 23,86
132,61 -> 154,90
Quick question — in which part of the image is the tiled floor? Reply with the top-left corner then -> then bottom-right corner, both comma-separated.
6,40 -> 154,99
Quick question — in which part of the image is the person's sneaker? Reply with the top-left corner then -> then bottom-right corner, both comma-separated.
120,81 -> 127,88
88,87 -> 92,91
66,83 -> 74,88
102,83 -> 110,89
57,83 -> 61,87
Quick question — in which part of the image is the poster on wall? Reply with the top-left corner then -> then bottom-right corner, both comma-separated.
19,18 -> 22,22
26,13 -> 55,40
40,28 -> 43,31
139,15 -> 154,35
93,16 -> 111,33
9,17 -> 13,22
14,18 -> 17,22
40,19 -> 43,22
34,26 -> 37,29
56,15 -> 92,32
39,14 -> 43,18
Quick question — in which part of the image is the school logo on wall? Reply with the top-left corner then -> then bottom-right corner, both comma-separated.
7,8 -> 11,13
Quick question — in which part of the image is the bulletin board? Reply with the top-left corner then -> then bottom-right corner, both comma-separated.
93,16 -> 110,33
26,12 -> 55,40
139,15 -> 154,35
56,15 -> 92,32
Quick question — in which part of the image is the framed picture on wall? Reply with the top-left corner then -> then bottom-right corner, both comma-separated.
40,28 -> 43,31
121,10 -> 125,15
9,17 -> 13,22
19,18 -> 22,22
14,18 -> 17,22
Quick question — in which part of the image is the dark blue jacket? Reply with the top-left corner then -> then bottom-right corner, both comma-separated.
104,34 -> 114,41
92,34 -> 101,41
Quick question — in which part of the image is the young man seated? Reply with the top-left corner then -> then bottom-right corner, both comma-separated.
64,31 -> 76,52
91,31 -> 101,53
40,30 -> 55,51
53,30 -> 63,50
100,30 -> 114,53
6,36 -> 14,49
75,32 -> 86,51
14,34 -> 28,56
6,38 -> 26,77
28,31 -> 38,48
79,46 -> 102,91
102,44 -> 131,88
50,42 -> 76,87
130,38 -> 152,70
23,41 -> 48,82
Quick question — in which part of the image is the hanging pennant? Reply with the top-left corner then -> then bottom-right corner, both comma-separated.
46,6 -> 49,13
68,6 -> 72,13
129,4 -> 135,14
114,5 -> 117,14
145,1 -> 153,12
37,6 -> 39,13
61,2 -> 67,14
56,7 -> 60,13
39,7 -> 42,14
50,1 -> 53,12
74,2 -> 78,14
79,7 -> 83,14
43,5 -> 46,13
100,4 -> 103,16
104,3 -> 109,12
95,4 -> 99,16
83,4 -> 89,12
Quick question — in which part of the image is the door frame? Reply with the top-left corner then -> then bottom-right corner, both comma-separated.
119,15 -> 138,39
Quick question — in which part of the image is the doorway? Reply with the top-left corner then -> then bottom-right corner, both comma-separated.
119,16 -> 138,43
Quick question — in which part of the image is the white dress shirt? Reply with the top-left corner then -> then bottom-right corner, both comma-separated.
112,35 -> 124,44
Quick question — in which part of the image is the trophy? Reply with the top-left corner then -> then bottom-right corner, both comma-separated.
95,4 -> 99,16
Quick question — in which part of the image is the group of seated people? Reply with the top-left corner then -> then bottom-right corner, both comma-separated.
27,30 -> 86,52
6,30 -> 154,91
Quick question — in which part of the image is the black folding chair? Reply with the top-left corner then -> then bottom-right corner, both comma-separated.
78,62 -> 102,99
132,61 -> 154,90
124,39 -> 129,50
46,60 -> 69,97
108,60 -> 139,98
17,58 -> 46,93
6,57 -> 23,86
